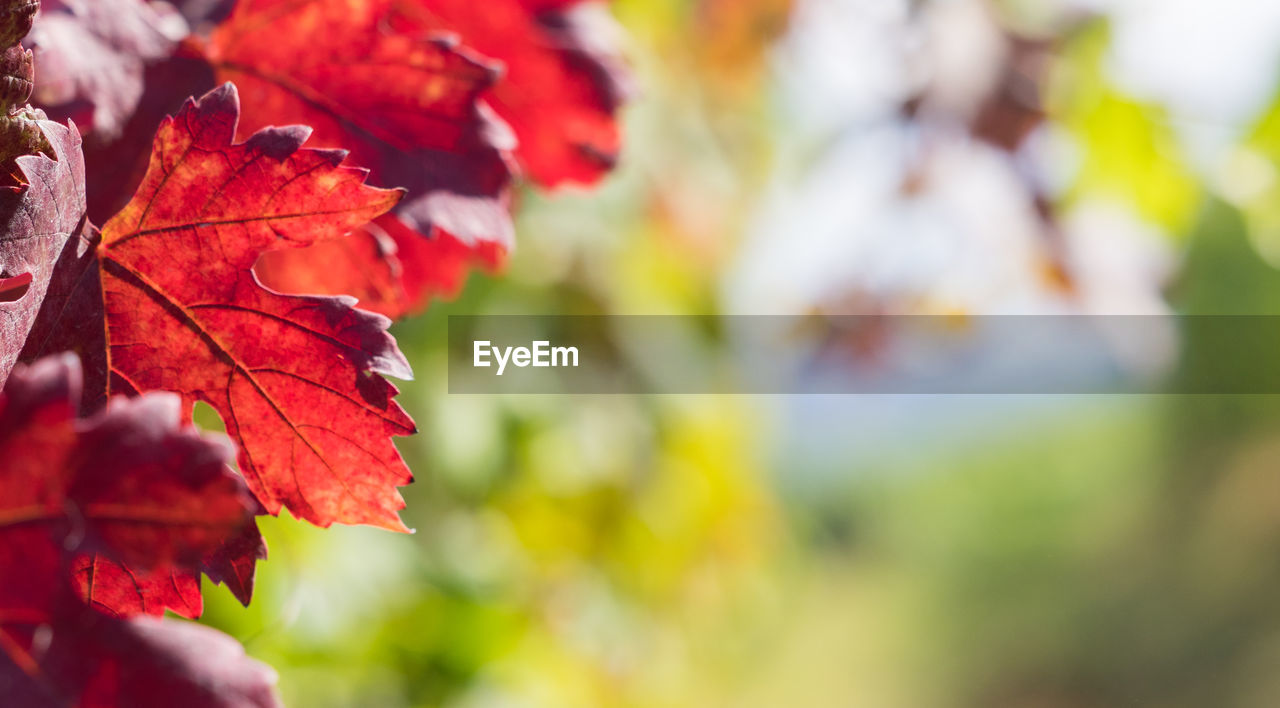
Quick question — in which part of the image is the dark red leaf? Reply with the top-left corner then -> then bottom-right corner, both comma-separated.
30,0 -> 189,139
201,519 -> 268,607
2,607 -> 281,708
0,353 -> 256,626
76,54 -> 216,224
0,118 -> 84,390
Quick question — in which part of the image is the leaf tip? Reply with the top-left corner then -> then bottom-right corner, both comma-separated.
210,81 -> 239,105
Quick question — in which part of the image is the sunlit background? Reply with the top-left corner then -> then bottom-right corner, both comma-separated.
200,0 -> 1280,705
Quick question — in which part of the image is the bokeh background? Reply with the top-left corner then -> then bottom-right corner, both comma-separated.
200,0 -> 1280,705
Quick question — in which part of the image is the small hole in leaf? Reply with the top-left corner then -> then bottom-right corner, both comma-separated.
192,401 -> 239,472
0,272 -> 32,303
192,400 -> 228,434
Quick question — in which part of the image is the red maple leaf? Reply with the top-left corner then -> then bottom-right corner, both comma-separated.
19,83 -> 418,533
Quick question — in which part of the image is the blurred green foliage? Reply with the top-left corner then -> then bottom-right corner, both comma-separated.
195,2 -> 1280,706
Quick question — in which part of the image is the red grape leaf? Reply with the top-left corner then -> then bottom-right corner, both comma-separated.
20,84 -> 417,530
203,0 -> 515,249
94,83 -> 415,530
2,608 -> 281,708
0,119 -> 83,386
0,362 -> 272,705
30,0 -> 189,139
0,353 -> 256,630
68,0 -> 630,320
